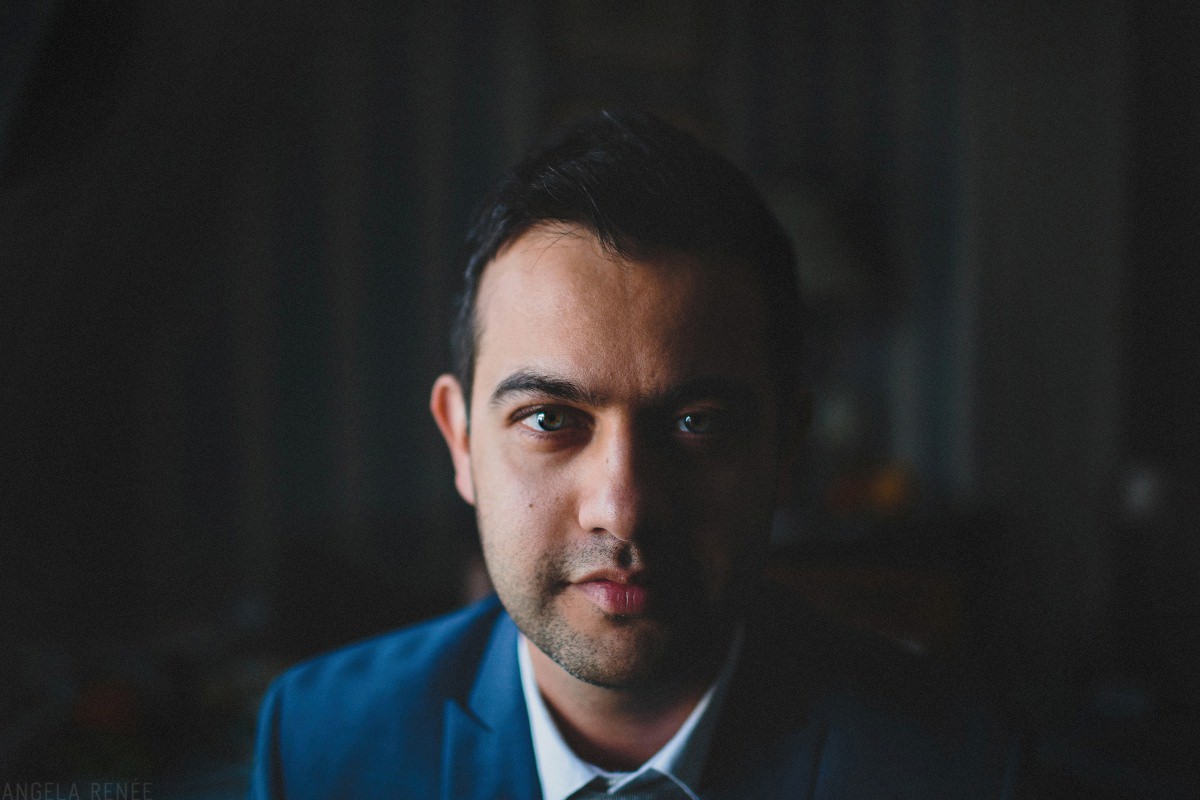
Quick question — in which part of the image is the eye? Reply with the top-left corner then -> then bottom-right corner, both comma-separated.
677,411 -> 719,434
519,408 -> 575,432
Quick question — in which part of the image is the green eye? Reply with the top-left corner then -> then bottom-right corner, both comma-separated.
677,412 -> 716,434
537,410 -> 565,431
522,409 -> 571,432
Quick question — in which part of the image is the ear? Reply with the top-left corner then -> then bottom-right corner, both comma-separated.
430,374 -> 476,505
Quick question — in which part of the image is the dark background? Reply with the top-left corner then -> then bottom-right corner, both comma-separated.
2,1 -> 1197,797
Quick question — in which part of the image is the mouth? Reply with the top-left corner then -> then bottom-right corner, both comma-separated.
571,570 -> 652,616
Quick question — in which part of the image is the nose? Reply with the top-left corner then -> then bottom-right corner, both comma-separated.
575,420 -> 661,542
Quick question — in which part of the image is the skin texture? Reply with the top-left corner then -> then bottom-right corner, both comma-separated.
430,224 -> 795,768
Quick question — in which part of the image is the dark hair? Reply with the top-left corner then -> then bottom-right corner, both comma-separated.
452,109 -> 802,404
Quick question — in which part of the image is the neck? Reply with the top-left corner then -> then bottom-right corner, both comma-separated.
526,638 -> 721,772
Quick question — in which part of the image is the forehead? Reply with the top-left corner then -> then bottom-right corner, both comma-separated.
472,225 -> 773,405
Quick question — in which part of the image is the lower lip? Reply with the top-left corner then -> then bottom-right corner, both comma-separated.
576,580 -> 650,615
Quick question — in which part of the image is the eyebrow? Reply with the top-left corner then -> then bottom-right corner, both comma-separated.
487,369 -> 761,411
488,370 -> 603,409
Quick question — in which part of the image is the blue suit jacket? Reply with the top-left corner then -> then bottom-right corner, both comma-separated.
248,593 -> 1022,799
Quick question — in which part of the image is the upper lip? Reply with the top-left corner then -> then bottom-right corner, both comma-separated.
573,569 -> 650,585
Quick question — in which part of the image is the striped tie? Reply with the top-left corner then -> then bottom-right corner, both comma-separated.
567,773 -> 691,799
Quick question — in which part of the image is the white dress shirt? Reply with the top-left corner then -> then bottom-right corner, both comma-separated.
517,628 -> 743,800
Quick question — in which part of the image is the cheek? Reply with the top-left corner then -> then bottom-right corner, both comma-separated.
478,442 -> 576,520
473,444 -> 576,568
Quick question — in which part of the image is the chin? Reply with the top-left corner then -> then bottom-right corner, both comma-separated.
549,617 -> 718,691
551,645 -> 672,690
560,663 -> 660,690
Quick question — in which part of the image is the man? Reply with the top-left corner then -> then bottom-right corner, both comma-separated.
248,111 -> 1022,799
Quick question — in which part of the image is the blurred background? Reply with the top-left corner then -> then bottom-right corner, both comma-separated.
2,0 -> 1197,797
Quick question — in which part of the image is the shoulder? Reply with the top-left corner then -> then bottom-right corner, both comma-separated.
251,596 -> 507,799
270,594 -> 505,710
727,588 -> 1024,798
739,585 -> 938,703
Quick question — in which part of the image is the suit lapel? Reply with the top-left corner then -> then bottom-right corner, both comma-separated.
698,716 -> 828,800
699,672 -> 829,799
441,612 -> 540,800
698,595 -> 830,800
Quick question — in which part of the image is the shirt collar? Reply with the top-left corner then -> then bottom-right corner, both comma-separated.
518,627 -> 743,800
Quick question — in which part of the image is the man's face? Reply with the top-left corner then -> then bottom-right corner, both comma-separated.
432,225 -> 791,689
